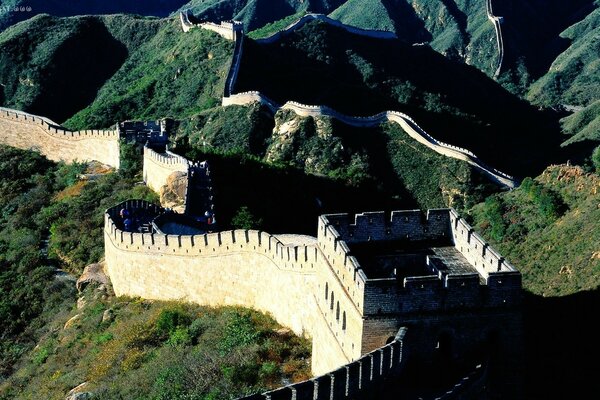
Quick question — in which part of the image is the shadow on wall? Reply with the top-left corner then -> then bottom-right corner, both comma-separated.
522,289 -> 600,399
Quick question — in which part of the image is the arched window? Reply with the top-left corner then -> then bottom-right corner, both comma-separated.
330,292 -> 334,310
336,302 -> 340,320
325,282 -> 328,299
342,311 -> 346,330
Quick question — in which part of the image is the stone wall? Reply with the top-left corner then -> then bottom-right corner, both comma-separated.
105,200 -> 318,337
0,107 -> 120,168
486,0 -> 504,78
180,10 -> 243,41
240,328 -> 407,400
222,93 -> 517,188
142,146 -> 190,193
254,13 -> 398,45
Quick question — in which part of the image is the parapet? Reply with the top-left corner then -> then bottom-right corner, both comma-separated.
320,209 -> 452,244
239,328 -> 407,400
318,209 -> 522,316
105,200 -> 319,272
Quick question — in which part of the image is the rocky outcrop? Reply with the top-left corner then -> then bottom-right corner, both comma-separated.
159,171 -> 188,212
76,262 -> 109,293
65,382 -> 92,400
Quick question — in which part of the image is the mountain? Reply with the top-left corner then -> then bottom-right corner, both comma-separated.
0,0 -> 189,31
329,0 -> 498,75
0,14 -> 162,122
526,5 -> 600,107
235,20 -> 567,178
470,164 -> 600,296
0,14 -> 233,126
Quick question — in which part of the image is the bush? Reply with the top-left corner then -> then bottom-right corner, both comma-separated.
155,309 -> 191,338
592,145 -> 600,173
231,206 -> 263,230
218,312 -> 260,355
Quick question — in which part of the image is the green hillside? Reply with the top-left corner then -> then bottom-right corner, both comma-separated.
0,14 -> 233,128
470,165 -> 600,296
181,0 -> 345,31
64,17 -> 233,129
526,5 -> 600,107
235,20 -> 567,178
174,103 -> 495,215
0,14 -> 161,122
0,0 -> 189,31
329,0 -> 497,74
561,101 -> 600,145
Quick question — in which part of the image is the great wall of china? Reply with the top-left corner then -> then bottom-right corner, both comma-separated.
0,6 -> 522,397
486,0 -> 505,78
0,107 -> 120,168
184,7 -> 517,188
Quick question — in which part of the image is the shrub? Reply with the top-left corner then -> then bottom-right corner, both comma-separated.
218,312 -> 260,354
154,309 -> 191,338
231,206 -> 263,230
592,145 -> 600,174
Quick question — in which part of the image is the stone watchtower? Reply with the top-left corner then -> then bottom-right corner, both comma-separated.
312,209 -> 522,396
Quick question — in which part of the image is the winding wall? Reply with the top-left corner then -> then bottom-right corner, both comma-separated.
180,10 -> 243,40
142,146 -> 190,193
105,200 -> 318,337
194,10 -> 517,188
486,0 -> 505,78
223,92 -> 517,188
0,107 -> 120,168
254,13 -> 398,44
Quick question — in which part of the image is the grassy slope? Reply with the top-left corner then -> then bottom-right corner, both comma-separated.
174,104 -> 494,216
2,296 -> 310,400
181,0 -> 345,30
329,0 -> 496,75
527,5 -> 600,107
0,144 -> 158,379
0,14 -> 161,122
561,100 -> 600,145
64,17 -> 233,129
470,165 -> 600,296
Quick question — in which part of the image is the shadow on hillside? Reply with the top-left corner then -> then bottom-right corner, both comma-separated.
176,148 -> 416,235
522,289 -> 600,399
27,17 -> 129,123
494,0 -> 597,78
235,22 -> 567,178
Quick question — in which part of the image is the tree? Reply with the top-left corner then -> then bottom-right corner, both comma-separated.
231,206 -> 263,230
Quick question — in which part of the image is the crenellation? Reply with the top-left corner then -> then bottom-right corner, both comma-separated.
105,196 -> 518,399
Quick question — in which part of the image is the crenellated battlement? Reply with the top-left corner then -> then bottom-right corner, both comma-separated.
317,209 -> 521,318
180,10 -> 243,40
104,200 -> 522,396
0,107 -> 118,140
0,107 -> 120,168
222,92 -> 517,187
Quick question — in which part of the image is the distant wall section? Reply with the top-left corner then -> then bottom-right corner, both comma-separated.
0,108 -> 120,168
